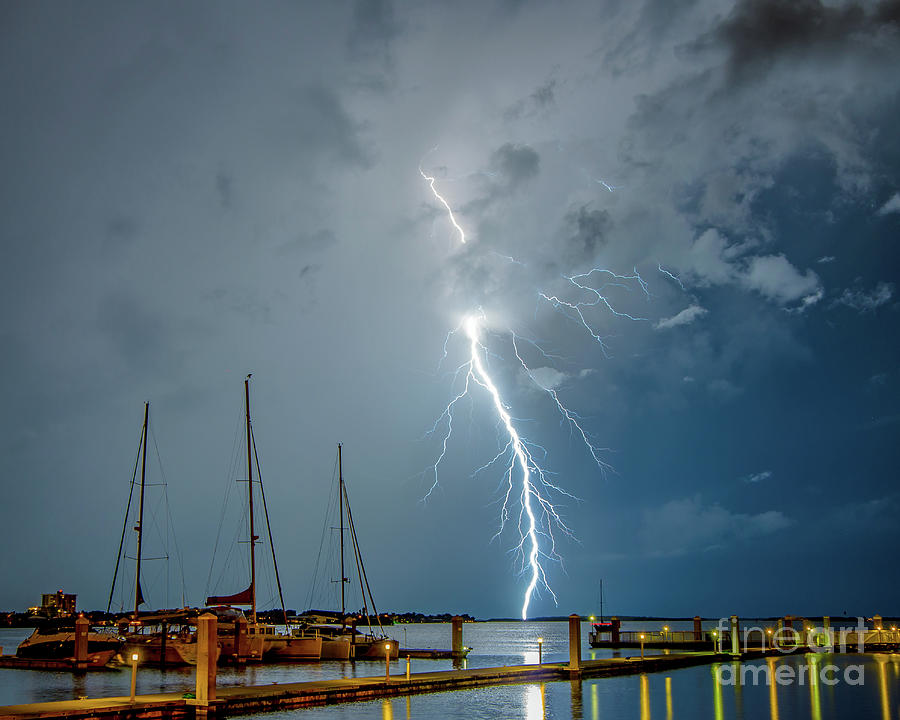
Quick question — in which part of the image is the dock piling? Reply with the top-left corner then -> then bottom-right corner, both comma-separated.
451,616 -> 464,659
693,616 -> 702,642
74,616 -> 89,670
195,613 -> 217,706
729,616 -> 739,656
568,614 -> 581,676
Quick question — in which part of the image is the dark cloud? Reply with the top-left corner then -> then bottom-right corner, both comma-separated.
565,205 -> 611,263
489,143 -> 540,191
347,0 -> 402,70
694,0 -> 900,83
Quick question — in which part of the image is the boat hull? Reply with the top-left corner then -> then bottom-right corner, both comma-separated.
351,636 -> 399,660
265,636 -> 322,661
320,636 -> 351,660
16,630 -> 122,661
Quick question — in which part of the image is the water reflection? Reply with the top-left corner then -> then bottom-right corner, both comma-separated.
767,657 -> 779,720
808,654 -> 822,720
732,661 -> 744,720
569,679 -> 583,720
665,676 -> 673,720
591,680 -> 599,719
712,664 -> 724,720
381,698 -> 393,720
525,682 -> 545,720
640,674 -> 650,720
876,654 -> 890,720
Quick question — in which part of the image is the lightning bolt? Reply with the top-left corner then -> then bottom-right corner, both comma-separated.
419,160 -> 466,245
419,152 -> 647,619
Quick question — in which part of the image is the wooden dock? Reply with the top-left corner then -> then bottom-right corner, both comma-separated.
0,653 -> 718,720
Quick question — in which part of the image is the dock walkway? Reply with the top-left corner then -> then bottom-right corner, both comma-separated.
0,653 -> 717,720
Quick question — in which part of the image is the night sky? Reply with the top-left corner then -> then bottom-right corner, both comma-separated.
1,0 -> 898,621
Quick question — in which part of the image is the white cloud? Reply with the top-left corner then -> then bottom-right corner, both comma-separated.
817,255 -> 836,264
686,229 -> 736,286
743,470 -> 772,483
655,304 -> 708,330
641,495 -> 792,556
741,254 -> 822,305
876,193 -> 900,216
833,282 -> 894,312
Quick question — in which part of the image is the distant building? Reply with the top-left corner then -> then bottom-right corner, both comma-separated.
40,590 -> 76,617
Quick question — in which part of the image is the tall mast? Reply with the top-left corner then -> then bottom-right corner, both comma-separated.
133,402 -> 149,619
245,377 -> 257,624
338,443 -> 345,616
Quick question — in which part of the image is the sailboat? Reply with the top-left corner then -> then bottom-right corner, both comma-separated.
206,376 -> 321,662
109,403 -> 208,666
300,444 -> 396,660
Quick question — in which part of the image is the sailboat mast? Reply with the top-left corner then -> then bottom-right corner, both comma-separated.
133,402 -> 149,619
599,579 -> 604,624
245,377 -> 257,625
338,443 -> 345,617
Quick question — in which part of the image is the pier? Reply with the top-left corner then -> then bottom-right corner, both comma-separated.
0,653 -> 718,720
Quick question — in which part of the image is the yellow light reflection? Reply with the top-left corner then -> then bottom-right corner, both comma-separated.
381,699 -> 393,720
712,664 -> 724,720
591,681 -> 599,719
877,655 -> 890,720
767,657 -> 779,720
808,654 -> 822,720
640,673 -> 651,720
665,676 -> 673,720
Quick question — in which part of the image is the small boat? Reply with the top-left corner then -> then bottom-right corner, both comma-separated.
16,619 -> 121,664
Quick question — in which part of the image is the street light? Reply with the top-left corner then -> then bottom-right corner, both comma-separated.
537,637 -> 544,665
712,630 -> 719,653
639,633 -> 645,660
663,625 -> 669,643
129,652 -> 139,703
384,643 -> 392,680
765,628 -> 772,652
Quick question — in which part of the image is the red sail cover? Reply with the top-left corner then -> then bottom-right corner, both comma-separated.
206,586 -> 253,605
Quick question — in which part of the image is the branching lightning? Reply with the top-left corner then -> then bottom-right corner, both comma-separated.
420,153 -> 649,619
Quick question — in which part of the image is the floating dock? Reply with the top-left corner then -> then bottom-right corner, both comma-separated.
0,653 -> 717,720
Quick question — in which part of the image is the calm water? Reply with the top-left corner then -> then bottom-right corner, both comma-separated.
1,621 -> 898,718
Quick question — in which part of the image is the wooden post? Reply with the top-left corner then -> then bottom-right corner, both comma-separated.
451,616 -> 464,659
235,615 -> 248,663
74,616 -> 89,670
730,616 -> 739,656
568,613 -> 581,676
611,617 -> 620,644
693,616 -> 702,642
195,613 -> 217,706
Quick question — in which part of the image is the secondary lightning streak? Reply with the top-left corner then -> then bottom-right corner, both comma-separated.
420,165 -> 466,244
658,263 -> 686,291
539,268 -> 650,354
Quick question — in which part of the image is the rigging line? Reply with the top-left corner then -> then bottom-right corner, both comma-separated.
250,425 -> 288,626
206,403 -> 244,598
305,448 -> 340,611
342,480 -> 382,635
108,422 -> 144,613
149,423 -> 186,606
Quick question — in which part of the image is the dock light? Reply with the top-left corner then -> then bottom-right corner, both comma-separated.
537,637 -> 544,665
712,630 -> 718,652
129,653 -> 139,702
663,625 -> 669,642
385,643 -> 392,680
639,633 -> 645,660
